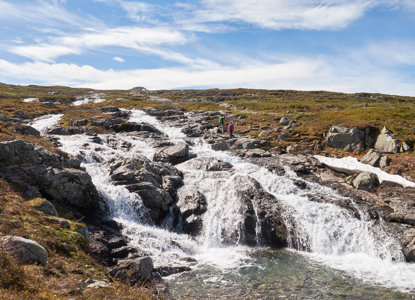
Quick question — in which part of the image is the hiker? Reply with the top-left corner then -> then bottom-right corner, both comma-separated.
219,115 -> 225,134
228,121 -> 234,138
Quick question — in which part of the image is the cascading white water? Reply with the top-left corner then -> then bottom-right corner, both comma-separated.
30,110 -> 415,293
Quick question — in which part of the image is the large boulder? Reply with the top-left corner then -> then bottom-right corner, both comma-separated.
153,143 -> 189,165
233,176 -> 287,247
176,191 -> 207,235
0,236 -> 48,265
107,157 -> 183,223
0,140 -> 103,215
374,127 -> 400,153
352,171 -> 379,191
231,138 -> 263,150
326,126 -> 364,152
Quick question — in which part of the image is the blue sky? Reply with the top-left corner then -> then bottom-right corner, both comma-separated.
0,0 -> 415,95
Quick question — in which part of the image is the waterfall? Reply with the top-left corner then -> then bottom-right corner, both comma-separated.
30,110 -> 415,293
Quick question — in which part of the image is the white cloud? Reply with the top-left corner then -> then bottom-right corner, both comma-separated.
2,40 -> 415,96
0,0 -> 100,28
187,0 -> 375,30
10,26 -> 195,63
119,1 -> 154,22
113,56 -> 125,63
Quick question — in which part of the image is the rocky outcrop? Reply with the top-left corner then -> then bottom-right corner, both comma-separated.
176,191 -> 207,235
326,126 -> 365,152
352,172 -> 379,191
106,156 -> 183,223
233,176 -> 287,247
0,140 -> 104,217
374,127 -> 400,153
153,143 -> 189,165
0,236 -> 48,265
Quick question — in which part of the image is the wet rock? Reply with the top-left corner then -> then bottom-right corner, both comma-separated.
48,126 -> 86,135
233,176 -> 287,247
326,126 -> 364,152
156,266 -> 191,277
13,125 -> 40,136
108,236 -> 128,249
352,172 -> 379,191
0,236 -> 48,265
162,175 -> 184,197
110,257 -> 154,284
130,183 -> 173,221
153,143 -> 189,165
111,246 -> 137,259
177,191 -> 207,235
107,157 -> 183,223
374,127 -> 400,153
111,122 -> 163,135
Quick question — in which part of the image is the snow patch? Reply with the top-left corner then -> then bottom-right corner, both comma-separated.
315,155 -> 415,188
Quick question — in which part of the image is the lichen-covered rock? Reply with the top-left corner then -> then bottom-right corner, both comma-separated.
0,236 -> 48,265
374,127 -> 400,153
360,149 -> 381,167
352,172 -> 379,191
0,140 -> 104,216
326,126 -> 364,152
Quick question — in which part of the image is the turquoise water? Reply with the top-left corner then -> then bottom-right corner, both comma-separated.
168,249 -> 415,300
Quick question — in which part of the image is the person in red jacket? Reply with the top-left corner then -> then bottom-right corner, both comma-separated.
228,121 -> 234,138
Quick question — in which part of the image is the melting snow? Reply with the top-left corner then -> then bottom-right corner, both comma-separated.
315,155 -> 415,188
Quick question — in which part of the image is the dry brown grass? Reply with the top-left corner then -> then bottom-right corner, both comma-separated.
0,179 -> 158,299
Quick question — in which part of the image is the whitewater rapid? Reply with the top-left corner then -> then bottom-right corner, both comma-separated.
30,110 -> 415,293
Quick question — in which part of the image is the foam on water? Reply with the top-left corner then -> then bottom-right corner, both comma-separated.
30,114 -> 63,134
72,95 -> 106,106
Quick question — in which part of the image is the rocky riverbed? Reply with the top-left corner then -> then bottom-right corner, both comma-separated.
1,107 -> 415,298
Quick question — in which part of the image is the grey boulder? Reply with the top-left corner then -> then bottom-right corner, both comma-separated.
326,126 -> 364,152
0,236 -> 48,265
153,143 -> 189,165
352,172 -> 379,191
374,127 -> 400,153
